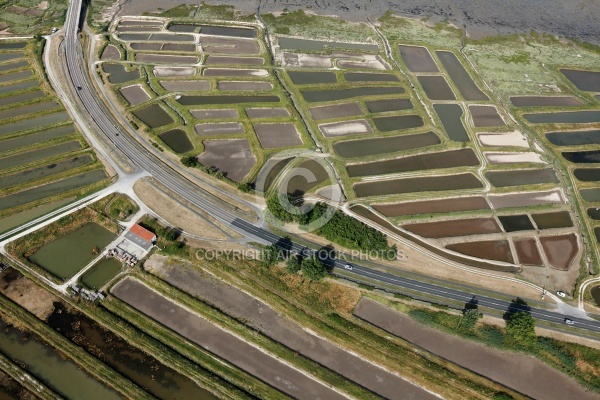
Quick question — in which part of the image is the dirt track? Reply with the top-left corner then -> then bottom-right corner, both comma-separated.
354,297 -> 600,400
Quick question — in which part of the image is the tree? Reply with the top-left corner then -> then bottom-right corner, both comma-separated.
505,310 -> 536,348
301,256 -> 327,281
260,243 -> 281,268
266,194 -> 295,223
180,156 -> 197,167
460,296 -> 480,331
285,254 -> 301,274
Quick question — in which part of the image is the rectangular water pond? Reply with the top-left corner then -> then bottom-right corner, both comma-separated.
0,110 -> 70,136
277,36 -> 378,52
398,45 -> 438,72
347,148 -> 478,177
302,87 -> 404,102
133,103 -> 174,128
510,96 -> 583,107
0,42 -> 26,50
531,211 -> 573,229
29,222 -> 115,280
288,71 -> 337,85
334,131 -> 440,158
446,240 -> 514,264
178,95 -> 279,105
354,172 -> 483,197
513,238 -> 543,266
0,89 -> 44,107
560,69 -> 600,92
159,129 -> 194,153
372,115 -> 423,131
0,60 -> 28,72
498,215 -> 535,232
580,188 -> 600,202
366,98 -> 412,113
436,51 -> 488,101
0,125 -> 74,154
574,168 -> 600,182
103,64 -> 140,84
309,102 -> 363,120
417,76 -> 455,100
0,79 -> 37,95
562,150 -> 600,163
0,169 -> 106,211
0,140 -> 82,170
81,257 -> 121,290
485,169 -> 558,187
0,70 -> 32,83
403,217 -> 501,238
0,318 -> 121,400
0,154 -> 93,190
0,100 -> 59,121
344,72 -> 399,82
433,103 -> 469,142
546,130 -> 600,146
470,105 -> 505,127
524,111 -> 600,124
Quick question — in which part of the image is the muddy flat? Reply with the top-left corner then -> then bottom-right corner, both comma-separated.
447,240 -> 514,263
478,131 -> 529,148
319,119 -> 373,137
195,122 -> 244,136
197,139 -> 255,182
153,67 -> 195,77
245,107 -> 289,118
144,257 -> 441,400
203,68 -> 268,77
204,55 -> 264,65
101,44 -> 120,60
160,80 -> 210,91
470,105 -> 505,127
488,189 -> 566,209
354,297 -> 598,400
119,84 -> 150,106
540,234 -> 579,270
403,217 -> 502,238
217,81 -> 273,91
112,277 -> 347,400
309,102 -> 363,120
191,109 -> 237,119
514,238 -> 543,266
254,122 -> 302,148
283,52 -> 332,68
510,96 -> 583,107
200,37 -> 260,54
136,54 -> 198,64
398,45 -> 439,72
373,196 -> 490,217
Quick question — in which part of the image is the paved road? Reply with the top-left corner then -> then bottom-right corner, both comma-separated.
61,0 -> 600,337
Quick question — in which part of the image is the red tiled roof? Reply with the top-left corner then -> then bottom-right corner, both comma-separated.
130,224 -> 156,242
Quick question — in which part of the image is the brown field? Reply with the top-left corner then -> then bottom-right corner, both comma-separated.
373,196 -> 490,217
195,122 -> 244,136
217,81 -> 273,91
446,240 -> 514,263
245,107 -> 289,118
135,54 -> 198,64
253,123 -> 303,148
204,56 -> 264,65
197,139 -> 255,182
402,217 -> 502,238
145,257 -> 440,400
510,96 -> 583,107
200,37 -> 260,55
111,277 -> 347,400
469,105 -> 505,127
191,109 -> 237,119
101,44 -> 120,60
203,68 -> 268,77
308,102 -> 363,121
513,238 -> 543,266
319,120 -> 373,137
119,84 -> 150,106
540,234 -> 579,270
354,297 -> 598,400
159,80 -> 210,91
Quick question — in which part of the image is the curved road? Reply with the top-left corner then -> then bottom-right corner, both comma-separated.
61,0 -> 600,336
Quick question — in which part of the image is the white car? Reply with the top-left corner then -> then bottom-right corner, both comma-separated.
565,318 -> 575,326
556,291 -> 566,297
344,264 -> 353,271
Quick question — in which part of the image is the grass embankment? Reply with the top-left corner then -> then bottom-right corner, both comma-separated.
373,294 -> 600,392
178,252 -> 524,399
5,207 -> 118,283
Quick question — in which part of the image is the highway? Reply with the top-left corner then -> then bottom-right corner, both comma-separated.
60,0 -> 600,336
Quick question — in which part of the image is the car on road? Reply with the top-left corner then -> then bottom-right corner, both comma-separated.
344,264 -> 353,271
556,291 -> 566,297
565,318 -> 575,325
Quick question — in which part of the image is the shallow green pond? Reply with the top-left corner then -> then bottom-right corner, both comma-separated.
81,257 -> 122,290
